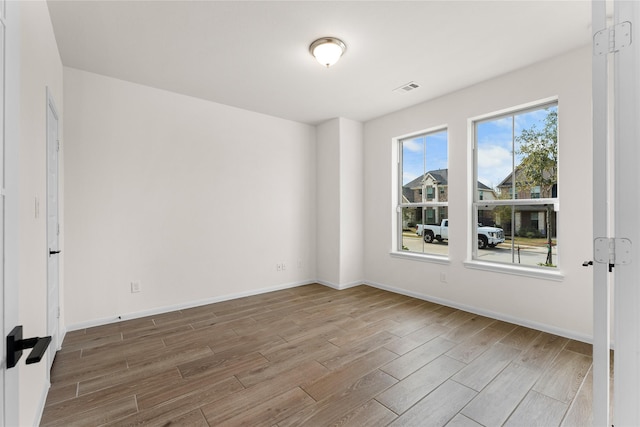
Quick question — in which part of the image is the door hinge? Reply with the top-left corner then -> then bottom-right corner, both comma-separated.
56,140 -> 60,152
594,237 -> 632,272
594,21 -> 632,56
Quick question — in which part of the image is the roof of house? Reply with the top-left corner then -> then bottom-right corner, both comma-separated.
403,168 -> 492,200
404,168 -> 449,189
498,167 -> 556,188
477,181 -> 492,191
402,187 -> 413,203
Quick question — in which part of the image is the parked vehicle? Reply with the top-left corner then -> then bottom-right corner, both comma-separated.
416,219 -> 505,249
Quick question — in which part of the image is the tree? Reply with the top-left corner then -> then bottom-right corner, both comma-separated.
515,109 -> 557,266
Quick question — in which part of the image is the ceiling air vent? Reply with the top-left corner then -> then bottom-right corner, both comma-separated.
394,81 -> 420,93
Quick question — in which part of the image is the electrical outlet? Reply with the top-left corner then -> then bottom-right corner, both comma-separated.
131,281 -> 141,293
440,272 -> 447,283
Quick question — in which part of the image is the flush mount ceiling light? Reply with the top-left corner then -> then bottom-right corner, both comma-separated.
309,37 -> 346,68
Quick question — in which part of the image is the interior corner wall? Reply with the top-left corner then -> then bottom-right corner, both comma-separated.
316,118 -> 364,288
316,119 -> 341,285
338,118 -> 364,286
17,0 -> 64,425
63,67 -> 317,328
363,46 -> 594,339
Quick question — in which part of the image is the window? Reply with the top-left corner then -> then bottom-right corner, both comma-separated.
473,102 -> 558,268
530,212 -> 539,230
398,128 -> 448,257
426,186 -> 434,200
531,186 -> 541,199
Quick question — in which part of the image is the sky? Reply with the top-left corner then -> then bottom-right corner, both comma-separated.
402,130 -> 447,185
477,105 -> 556,190
402,105 -> 557,190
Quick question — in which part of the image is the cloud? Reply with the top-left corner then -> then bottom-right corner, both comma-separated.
402,139 -> 423,153
477,144 -> 512,189
491,117 -> 513,129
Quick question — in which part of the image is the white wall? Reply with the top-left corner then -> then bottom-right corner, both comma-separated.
316,119 -> 341,285
63,68 -> 317,328
338,118 -> 364,286
16,1 -> 64,424
316,118 -> 364,288
363,46 -> 594,338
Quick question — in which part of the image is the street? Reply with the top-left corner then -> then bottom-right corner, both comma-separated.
402,234 -> 558,267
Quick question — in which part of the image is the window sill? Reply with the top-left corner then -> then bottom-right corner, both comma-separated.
390,251 -> 450,265
463,260 -> 564,281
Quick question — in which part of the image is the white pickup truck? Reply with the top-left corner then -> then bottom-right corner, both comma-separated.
416,219 -> 505,249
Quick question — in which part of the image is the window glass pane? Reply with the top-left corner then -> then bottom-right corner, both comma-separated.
399,129 -> 448,257
401,131 -> 448,203
474,103 -> 558,270
401,136 -> 425,199
401,206 -> 449,256
425,130 -> 448,175
478,105 -> 558,201
514,106 -> 558,198
477,117 -> 514,197
478,204 -> 504,229
475,204 -> 557,268
400,207 -> 426,254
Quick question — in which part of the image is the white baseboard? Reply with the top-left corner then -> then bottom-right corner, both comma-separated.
64,277 -> 592,345
58,326 -> 67,351
34,380 -> 51,427
65,279 -> 317,332
363,279 -> 593,344
315,279 -> 364,291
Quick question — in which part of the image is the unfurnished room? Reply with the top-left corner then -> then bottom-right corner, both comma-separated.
2,0 -> 640,426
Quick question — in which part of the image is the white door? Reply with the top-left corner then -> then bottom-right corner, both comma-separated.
591,0 -> 640,425
46,91 -> 60,369
612,1 -> 640,424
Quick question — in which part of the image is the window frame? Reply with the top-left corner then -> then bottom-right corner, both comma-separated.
394,126 -> 449,261
468,98 -> 562,279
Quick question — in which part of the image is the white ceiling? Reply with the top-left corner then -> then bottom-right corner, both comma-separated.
47,1 -> 592,125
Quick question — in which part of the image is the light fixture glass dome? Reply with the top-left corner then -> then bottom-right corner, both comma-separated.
309,37 -> 346,68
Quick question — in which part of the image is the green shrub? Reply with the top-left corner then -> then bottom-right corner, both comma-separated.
517,227 -> 541,238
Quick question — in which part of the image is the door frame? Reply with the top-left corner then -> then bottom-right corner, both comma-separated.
0,0 -> 5,422
591,1 -> 611,425
45,87 -> 60,372
2,0 -> 20,425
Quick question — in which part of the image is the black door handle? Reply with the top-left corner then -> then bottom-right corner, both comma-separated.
6,326 -> 52,368
49,249 -> 61,256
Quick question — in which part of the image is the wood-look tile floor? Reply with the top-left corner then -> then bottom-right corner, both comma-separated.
42,284 -> 597,426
